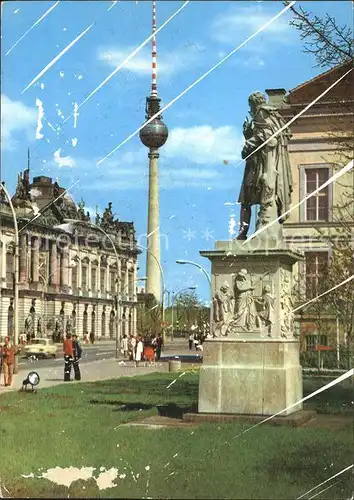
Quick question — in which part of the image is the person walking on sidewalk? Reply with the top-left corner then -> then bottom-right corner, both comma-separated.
134,336 -> 144,367
72,334 -> 82,381
121,335 -> 128,358
188,332 -> 194,350
63,334 -> 74,382
1,337 -> 20,387
155,333 -> 163,361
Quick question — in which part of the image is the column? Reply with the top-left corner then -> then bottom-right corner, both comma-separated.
146,148 -> 161,301
124,263 -> 129,299
117,258 -> 121,296
31,236 -> 40,283
97,256 -> 101,293
0,240 -> 6,281
61,249 -> 69,287
88,260 -> 92,291
106,263 -> 110,294
50,241 -> 58,286
19,234 -> 27,282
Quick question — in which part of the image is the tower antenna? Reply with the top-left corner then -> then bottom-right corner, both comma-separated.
151,0 -> 158,98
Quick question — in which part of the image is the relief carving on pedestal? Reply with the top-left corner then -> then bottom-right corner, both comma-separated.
213,281 -> 234,337
279,268 -> 295,338
212,269 -> 273,337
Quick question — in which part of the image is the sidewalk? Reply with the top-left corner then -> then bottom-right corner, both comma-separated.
1,358 -> 169,394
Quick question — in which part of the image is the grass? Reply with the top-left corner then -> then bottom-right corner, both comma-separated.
0,372 -> 353,499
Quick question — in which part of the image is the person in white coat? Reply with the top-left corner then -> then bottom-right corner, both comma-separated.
134,336 -> 144,367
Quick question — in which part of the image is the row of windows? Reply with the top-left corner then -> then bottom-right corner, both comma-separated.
5,254 -> 135,296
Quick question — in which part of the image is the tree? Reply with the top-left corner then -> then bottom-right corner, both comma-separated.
136,295 -> 161,337
165,291 -> 209,336
285,1 -> 353,68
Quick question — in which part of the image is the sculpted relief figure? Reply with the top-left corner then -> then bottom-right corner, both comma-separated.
213,281 -> 234,337
280,269 -> 295,338
256,285 -> 275,337
230,269 -> 259,332
237,92 -> 293,240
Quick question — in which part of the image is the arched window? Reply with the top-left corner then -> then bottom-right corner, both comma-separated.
83,305 -> 88,336
6,250 -> 14,285
109,310 -> 115,339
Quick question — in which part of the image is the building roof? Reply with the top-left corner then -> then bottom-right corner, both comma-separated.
288,59 -> 353,105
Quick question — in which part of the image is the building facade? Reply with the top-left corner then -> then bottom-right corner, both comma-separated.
0,171 -> 140,341
266,61 -> 353,351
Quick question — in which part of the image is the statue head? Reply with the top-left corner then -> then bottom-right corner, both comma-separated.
263,285 -> 271,294
220,281 -> 230,293
248,92 -> 267,113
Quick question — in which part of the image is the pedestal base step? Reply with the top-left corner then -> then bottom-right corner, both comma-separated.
183,410 -> 317,428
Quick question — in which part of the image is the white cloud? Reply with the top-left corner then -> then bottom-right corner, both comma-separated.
211,4 -> 293,48
97,45 -> 202,77
53,149 -> 76,168
164,125 -> 243,165
66,124 -> 242,192
1,94 -> 37,150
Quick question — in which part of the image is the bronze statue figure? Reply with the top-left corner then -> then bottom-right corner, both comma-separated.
237,91 -> 293,240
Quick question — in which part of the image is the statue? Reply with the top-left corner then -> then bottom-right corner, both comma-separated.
231,269 -> 258,332
77,199 -> 86,220
0,182 -> 7,204
37,317 -> 43,336
213,281 -> 234,337
256,285 -> 275,337
101,202 -> 114,230
236,91 -> 293,240
12,171 -> 32,209
66,317 -> 73,335
24,314 -> 34,337
53,181 -> 61,199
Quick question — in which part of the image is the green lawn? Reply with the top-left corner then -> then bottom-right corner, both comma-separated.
0,372 -> 353,499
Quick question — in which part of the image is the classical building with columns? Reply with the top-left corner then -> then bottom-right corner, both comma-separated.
0,170 -> 140,341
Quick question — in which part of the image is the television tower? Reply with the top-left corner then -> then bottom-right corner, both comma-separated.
139,0 -> 168,301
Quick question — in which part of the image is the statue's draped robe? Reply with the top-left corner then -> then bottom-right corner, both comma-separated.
238,105 -> 293,224
233,275 -> 258,330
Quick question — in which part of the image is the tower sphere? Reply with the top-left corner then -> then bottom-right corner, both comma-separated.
139,118 -> 169,149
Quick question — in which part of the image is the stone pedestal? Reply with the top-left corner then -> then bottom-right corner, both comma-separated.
199,338 -> 303,416
197,239 -> 305,418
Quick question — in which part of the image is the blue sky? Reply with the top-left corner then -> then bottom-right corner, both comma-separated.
1,0 -> 352,302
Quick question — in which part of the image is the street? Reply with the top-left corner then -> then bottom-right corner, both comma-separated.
19,343 -> 116,370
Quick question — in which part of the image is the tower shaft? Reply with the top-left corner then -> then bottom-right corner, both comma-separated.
146,148 -> 161,301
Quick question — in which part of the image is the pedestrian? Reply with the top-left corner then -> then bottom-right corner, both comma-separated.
121,335 -> 128,358
188,332 -> 194,350
135,336 -> 144,367
1,337 -> 20,387
129,335 -> 137,361
84,332 -> 89,345
194,335 -> 200,351
89,332 -> 95,344
72,334 -> 82,381
63,333 -> 74,382
155,333 -> 163,361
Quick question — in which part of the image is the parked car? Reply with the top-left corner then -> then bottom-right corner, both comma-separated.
24,338 -> 57,359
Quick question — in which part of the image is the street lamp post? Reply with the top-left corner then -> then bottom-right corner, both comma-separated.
0,183 -> 20,374
171,286 -> 196,341
176,260 -> 213,337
